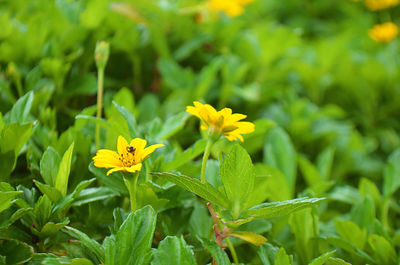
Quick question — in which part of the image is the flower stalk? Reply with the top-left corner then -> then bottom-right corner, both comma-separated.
124,173 -> 139,213
200,138 -> 214,183
94,41 -> 110,149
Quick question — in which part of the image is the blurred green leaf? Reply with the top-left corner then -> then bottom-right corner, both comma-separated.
383,148 -> 400,198
264,127 -> 296,196
200,239 -> 231,265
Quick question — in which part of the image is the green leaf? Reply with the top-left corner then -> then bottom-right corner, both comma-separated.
254,164 -> 291,201
0,151 -> 15,180
246,197 -> 324,219
151,172 -> 229,209
325,257 -> 351,265
75,115 -> 111,130
0,239 -> 33,265
33,180 -> 63,202
113,101 -> 140,138
242,119 -> 276,154
227,231 -> 267,246
309,250 -> 336,265
89,162 -> 128,195
72,187 -> 119,207
163,139 -> 207,171
334,220 -> 366,250
152,236 -> 196,265
33,195 -> 52,228
264,127 -> 296,196
289,208 -> 317,264
155,112 -> 189,141
200,239 -> 231,265
0,122 -> 33,156
106,206 -> 157,265
40,146 -> 61,186
0,191 -> 21,213
258,243 -> 279,265
32,218 -> 69,238
220,144 -> 255,217
383,148 -> 400,197
368,234 -> 397,265
55,142 -> 74,196
274,248 -> 291,265
4,91 -> 34,124
189,201 -> 213,239
63,226 -> 105,264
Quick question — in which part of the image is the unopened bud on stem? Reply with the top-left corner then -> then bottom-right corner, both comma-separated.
95,41 -> 110,70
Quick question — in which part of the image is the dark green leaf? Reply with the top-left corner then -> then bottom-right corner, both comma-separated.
152,236 -> 196,265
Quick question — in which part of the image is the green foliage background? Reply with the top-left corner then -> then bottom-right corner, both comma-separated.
1,0 -> 400,264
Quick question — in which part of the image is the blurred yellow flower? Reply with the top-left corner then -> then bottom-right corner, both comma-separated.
93,136 -> 164,175
369,22 -> 398,42
207,0 -> 253,17
186,101 -> 255,142
365,0 -> 399,10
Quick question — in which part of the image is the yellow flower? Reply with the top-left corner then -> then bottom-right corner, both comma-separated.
186,101 -> 255,142
207,0 -> 253,17
365,0 -> 399,10
93,136 -> 164,176
369,22 -> 398,43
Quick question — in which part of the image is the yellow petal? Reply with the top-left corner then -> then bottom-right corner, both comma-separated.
130,138 -> 147,152
125,163 -> 142,173
93,149 -> 123,168
186,106 -> 201,118
117,136 -> 129,155
140,144 -> 164,160
106,167 -> 125,176
226,113 -> 247,123
235,121 -> 255,134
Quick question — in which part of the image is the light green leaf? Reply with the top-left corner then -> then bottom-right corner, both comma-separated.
368,234 -> 397,265
55,142 -> 74,196
151,236 -> 196,265
246,197 -> 324,219
325,257 -> 351,265
334,220 -> 366,250
156,112 -> 189,141
383,148 -> 400,197
254,164 -> 291,201
89,162 -> 128,195
274,248 -> 291,265
4,91 -> 34,124
152,172 -> 229,209
40,146 -> 61,186
72,187 -> 119,207
220,144 -> 255,217
0,191 -> 22,213
113,101 -> 140,138
309,250 -> 336,265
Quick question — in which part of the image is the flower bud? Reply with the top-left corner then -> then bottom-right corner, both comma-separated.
95,41 -> 110,70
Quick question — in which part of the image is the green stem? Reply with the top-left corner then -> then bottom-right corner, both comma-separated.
124,173 -> 139,213
226,237 -> 239,264
200,139 -> 213,183
381,197 -> 390,230
15,77 -> 23,98
95,68 -> 104,149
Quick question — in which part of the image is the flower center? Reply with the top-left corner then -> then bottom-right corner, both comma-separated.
118,151 -> 137,167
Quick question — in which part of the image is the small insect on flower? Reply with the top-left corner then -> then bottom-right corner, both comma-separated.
93,136 -> 164,176
186,101 -> 255,142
